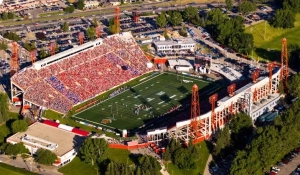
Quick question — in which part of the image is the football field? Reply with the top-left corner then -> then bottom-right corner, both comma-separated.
74,72 -> 219,131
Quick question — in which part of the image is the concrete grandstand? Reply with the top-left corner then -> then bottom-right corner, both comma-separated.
10,32 -> 154,114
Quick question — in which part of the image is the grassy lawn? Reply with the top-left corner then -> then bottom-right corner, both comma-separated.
164,141 -> 210,175
39,11 -> 64,17
59,149 -> 134,175
58,157 -> 98,175
0,163 -> 38,175
245,14 -> 300,61
74,72 -> 217,131
107,148 -> 134,165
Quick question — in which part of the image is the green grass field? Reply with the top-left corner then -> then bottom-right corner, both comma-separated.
58,157 -> 98,175
245,14 -> 300,61
0,167 -> 23,175
0,163 -> 38,175
74,72 -> 218,131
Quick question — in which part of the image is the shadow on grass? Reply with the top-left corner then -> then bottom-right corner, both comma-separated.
255,48 -> 281,62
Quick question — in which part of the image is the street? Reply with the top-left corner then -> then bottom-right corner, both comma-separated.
0,155 -> 62,175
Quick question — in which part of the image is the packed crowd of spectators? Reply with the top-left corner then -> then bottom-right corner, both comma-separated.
12,33 -> 155,113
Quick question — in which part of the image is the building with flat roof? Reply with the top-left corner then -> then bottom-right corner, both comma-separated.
7,121 -> 89,166
153,38 -> 196,53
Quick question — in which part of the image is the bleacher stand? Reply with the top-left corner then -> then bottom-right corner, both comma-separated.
12,33 -> 155,114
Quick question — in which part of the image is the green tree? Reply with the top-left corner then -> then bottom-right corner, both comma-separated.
183,6 -> 199,25
86,27 -> 96,40
138,155 -> 161,174
156,13 -> 167,28
79,138 -> 108,165
23,41 -> 36,51
238,1 -> 257,15
121,0 -> 124,5
39,48 -> 48,59
0,124 -> 10,143
64,5 -> 75,13
3,32 -> 21,41
163,30 -> 170,40
270,8 -> 296,29
283,0 -> 300,13
179,25 -> 187,37
168,11 -> 182,26
76,0 -> 85,10
62,22 -> 69,32
214,125 -> 231,156
0,93 -> 9,123
229,113 -> 253,149
0,40 -> 8,51
93,17 -> 98,27
288,73 -> 300,97
108,18 -> 117,34
2,12 -> 8,20
173,148 -> 196,170
163,146 -> 171,161
11,120 -> 28,133
225,0 -> 233,11
4,143 -> 29,155
7,12 -> 14,19
35,148 -> 57,164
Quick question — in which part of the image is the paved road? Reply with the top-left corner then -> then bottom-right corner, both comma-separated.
0,155 -> 62,175
3,2 -> 229,30
277,155 -> 300,175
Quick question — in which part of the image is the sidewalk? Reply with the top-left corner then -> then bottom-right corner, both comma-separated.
0,155 -> 62,175
203,154 -> 213,175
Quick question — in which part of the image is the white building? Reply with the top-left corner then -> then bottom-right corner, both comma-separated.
153,38 -> 196,53
7,121 -> 89,166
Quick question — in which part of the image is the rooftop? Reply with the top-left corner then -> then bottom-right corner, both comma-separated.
153,38 -> 196,46
7,122 -> 85,157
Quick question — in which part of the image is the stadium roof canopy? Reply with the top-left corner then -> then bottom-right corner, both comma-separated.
153,38 -> 195,46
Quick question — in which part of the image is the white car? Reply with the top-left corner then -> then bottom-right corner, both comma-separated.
272,167 -> 280,172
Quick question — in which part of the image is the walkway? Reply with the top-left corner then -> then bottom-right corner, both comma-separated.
203,154 -> 213,175
0,155 -> 62,175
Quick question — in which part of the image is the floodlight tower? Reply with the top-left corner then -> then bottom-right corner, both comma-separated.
268,62 -> 274,93
78,32 -> 84,45
227,83 -> 236,117
49,42 -> 56,56
281,38 -> 289,91
114,6 -> 120,33
96,26 -> 101,38
190,84 -> 200,140
209,93 -> 218,132
252,69 -> 260,83
30,49 -> 36,64
10,42 -> 19,76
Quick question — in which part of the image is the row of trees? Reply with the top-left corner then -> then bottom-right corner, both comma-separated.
205,8 -> 254,55
229,74 -> 300,174
156,7 -> 204,28
79,138 -> 161,175
3,32 -> 21,42
230,99 -> 300,174
0,12 -> 15,20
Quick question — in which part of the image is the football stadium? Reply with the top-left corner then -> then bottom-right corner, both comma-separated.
10,32 -> 220,133
73,72 -> 219,131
